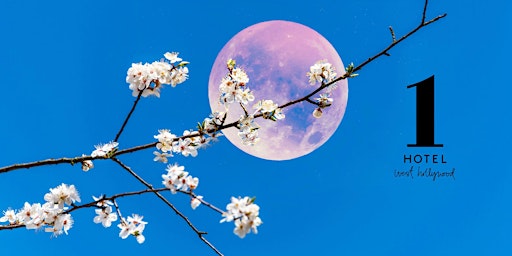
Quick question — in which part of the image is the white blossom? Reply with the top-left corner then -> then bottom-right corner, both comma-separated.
18,202 -> 40,223
253,100 -> 285,121
307,59 -> 337,86
190,196 -> 203,210
0,209 -> 17,224
236,88 -> 255,105
164,52 -> 182,64
94,206 -> 118,228
92,195 -> 114,208
91,141 -> 119,158
44,183 -> 81,209
154,129 -> 176,153
173,138 -> 198,157
118,221 -> 134,239
153,151 -> 172,163
315,93 -> 333,108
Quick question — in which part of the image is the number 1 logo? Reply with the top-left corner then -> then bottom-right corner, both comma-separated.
407,75 -> 443,147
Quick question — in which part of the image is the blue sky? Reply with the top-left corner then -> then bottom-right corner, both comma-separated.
1,0 -> 511,255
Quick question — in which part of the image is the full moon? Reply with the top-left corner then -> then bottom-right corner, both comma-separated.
208,20 -> 348,160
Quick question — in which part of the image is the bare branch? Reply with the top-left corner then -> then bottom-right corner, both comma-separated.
389,26 -> 397,42
179,190 -> 225,215
0,224 -> 24,231
422,0 -> 429,24
115,90 -> 143,142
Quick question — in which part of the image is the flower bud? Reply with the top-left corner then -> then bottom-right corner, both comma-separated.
313,108 -> 323,118
81,160 -> 94,172
227,59 -> 236,70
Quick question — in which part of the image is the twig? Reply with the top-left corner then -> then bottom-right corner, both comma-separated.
0,156 -> 93,174
115,142 -> 156,156
389,26 -> 397,42
112,199 -> 125,224
0,224 -> 24,230
179,190 -> 225,215
114,90 -> 143,142
110,157 -> 224,256
422,0 -> 429,24
65,188 -> 168,214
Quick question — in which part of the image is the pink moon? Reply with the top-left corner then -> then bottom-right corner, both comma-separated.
208,20 -> 348,160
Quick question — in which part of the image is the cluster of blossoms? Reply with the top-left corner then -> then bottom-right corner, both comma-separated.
153,120 -> 225,163
153,130 -> 201,163
216,59 -> 287,146
306,60 -> 340,118
126,52 -> 189,97
161,164 -> 203,210
0,183 -> 80,237
218,59 -> 255,109
236,99 -> 285,146
220,196 -> 262,238
91,195 -> 148,244
237,115 -> 260,146
162,164 -> 199,195
306,59 -> 338,88
117,214 -> 147,244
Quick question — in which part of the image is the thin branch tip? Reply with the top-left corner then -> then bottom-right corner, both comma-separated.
422,0 -> 429,23
389,26 -> 397,42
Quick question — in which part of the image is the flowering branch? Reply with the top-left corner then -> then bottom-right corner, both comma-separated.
0,1 -> 445,255
279,2 -> 447,111
0,186 -> 224,231
110,157 -> 223,255
0,2 -> 446,175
